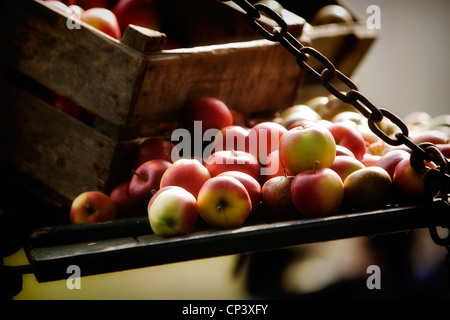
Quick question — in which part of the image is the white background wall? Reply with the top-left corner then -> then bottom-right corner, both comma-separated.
343,0 -> 449,118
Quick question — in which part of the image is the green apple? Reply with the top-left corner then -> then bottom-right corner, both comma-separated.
279,124 -> 336,175
148,186 -> 198,237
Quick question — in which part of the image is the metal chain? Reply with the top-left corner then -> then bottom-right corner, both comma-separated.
218,0 -> 450,242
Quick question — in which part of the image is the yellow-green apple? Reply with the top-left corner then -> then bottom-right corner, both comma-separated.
311,4 -> 353,25
204,150 -> 260,181
160,158 -> 211,198
261,175 -> 298,220
279,124 -> 336,175
81,7 -> 121,39
183,97 -> 233,134
247,121 -> 287,166
212,125 -> 250,153
330,155 -> 365,182
313,94 -> 355,121
0,207 -> 27,257
129,159 -> 171,209
393,158 -> 439,202
217,171 -> 261,215
197,176 -> 252,229
375,149 -> 411,179
112,0 -> 160,34
134,137 -> 175,167
291,167 -> 344,218
148,186 -> 198,237
343,167 -> 392,211
327,122 -> 366,161
70,191 -> 117,224
109,181 -> 141,218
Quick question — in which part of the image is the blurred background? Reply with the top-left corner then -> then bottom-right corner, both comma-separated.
4,0 -> 450,300
344,0 -> 449,118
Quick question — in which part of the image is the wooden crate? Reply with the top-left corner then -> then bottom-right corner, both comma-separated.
0,0 -> 376,218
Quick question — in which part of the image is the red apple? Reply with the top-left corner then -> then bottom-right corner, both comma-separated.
112,0 -> 160,34
160,158 -> 211,198
330,155 -> 365,182
134,137 -> 176,167
197,176 -> 252,229
279,124 -> 336,175
375,149 -> 411,179
212,125 -> 250,153
261,175 -> 298,220
291,167 -> 344,218
109,181 -> 141,218
53,92 -> 92,124
247,121 -> 287,165
148,186 -> 198,237
343,167 -> 393,211
204,150 -> 260,181
217,171 -> 261,215
183,97 -> 233,134
129,159 -> 172,207
70,191 -> 117,224
327,122 -> 366,161
81,7 -> 121,39
393,158 -> 439,202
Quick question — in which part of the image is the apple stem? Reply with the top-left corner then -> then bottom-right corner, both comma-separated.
131,169 -> 148,182
283,168 -> 287,178
313,160 -> 320,174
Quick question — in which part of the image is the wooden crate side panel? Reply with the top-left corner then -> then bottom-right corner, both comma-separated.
0,86 -> 123,201
0,0 -> 145,129
132,41 -> 304,127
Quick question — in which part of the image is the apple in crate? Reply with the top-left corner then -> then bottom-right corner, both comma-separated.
160,158 -> 211,198
205,150 -> 260,181
134,137 -> 176,167
112,0 -> 160,34
70,191 -> 117,224
81,7 -> 121,39
148,186 -> 198,237
279,124 -> 336,175
197,176 -> 252,229
183,97 -> 233,133
343,167 -> 393,211
129,159 -> 172,208
291,167 -> 344,218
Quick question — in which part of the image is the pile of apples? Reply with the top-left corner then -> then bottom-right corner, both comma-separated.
45,0 -> 160,40
70,95 -> 450,237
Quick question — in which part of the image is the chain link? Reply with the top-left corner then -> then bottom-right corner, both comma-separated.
218,0 -> 450,249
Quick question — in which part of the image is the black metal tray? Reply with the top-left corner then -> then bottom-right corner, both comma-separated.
24,199 -> 450,283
